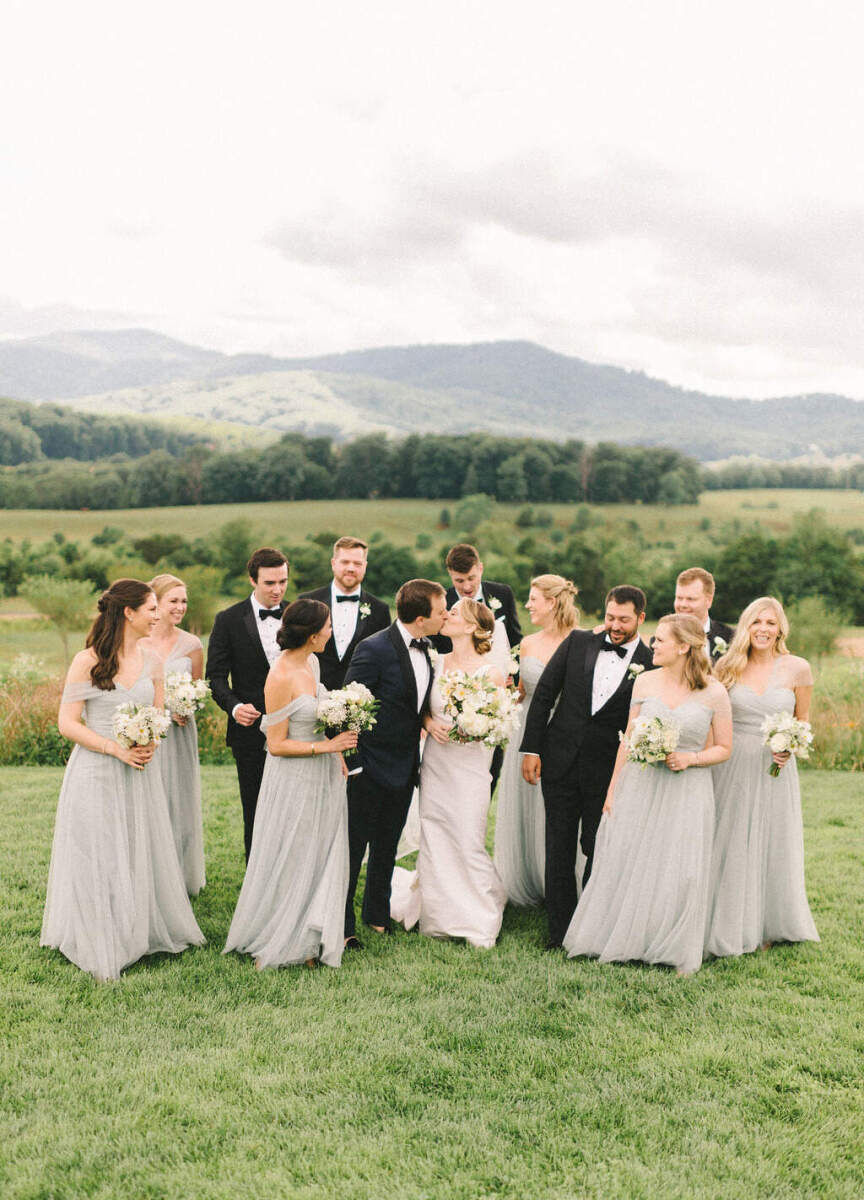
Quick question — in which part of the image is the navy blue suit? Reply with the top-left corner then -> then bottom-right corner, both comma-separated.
343,624 -> 433,935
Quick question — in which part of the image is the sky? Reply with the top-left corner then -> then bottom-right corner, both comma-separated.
2,1 -> 864,399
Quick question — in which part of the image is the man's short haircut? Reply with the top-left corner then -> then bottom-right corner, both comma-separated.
247,547 -> 289,581
396,579 -> 446,624
676,567 -> 716,597
605,585 -> 647,615
332,535 -> 368,556
445,543 -> 480,573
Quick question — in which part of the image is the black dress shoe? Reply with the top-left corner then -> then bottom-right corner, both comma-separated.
344,936 -> 363,951
544,940 -> 563,952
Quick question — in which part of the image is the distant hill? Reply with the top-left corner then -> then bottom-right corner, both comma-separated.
1,330 -> 862,461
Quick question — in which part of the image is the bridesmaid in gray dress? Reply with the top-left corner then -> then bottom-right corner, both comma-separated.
564,614 -> 732,976
494,575 -> 580,906
706,597 -> 819,957
224,600 -> 357,970
41,579 -> 205,982
144,573 -> 206,896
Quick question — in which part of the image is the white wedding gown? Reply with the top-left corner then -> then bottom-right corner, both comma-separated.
391,663 -> 506,948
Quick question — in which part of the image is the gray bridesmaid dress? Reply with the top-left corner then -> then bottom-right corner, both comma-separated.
223,686 -> 349,968
158,630 -> 206,896
41,660 -> 205,981
493,655 -> 546,905
706,655 -> 819,957
563,692 -> 725,975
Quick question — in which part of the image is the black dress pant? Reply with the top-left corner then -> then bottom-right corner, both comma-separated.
542,774 -> 604,946
490,745 -> 504,794
232,744 -> 266,862
344,770 -> 414,936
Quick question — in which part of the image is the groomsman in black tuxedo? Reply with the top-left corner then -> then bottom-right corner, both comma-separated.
521,585 -> 656,948
673,567 -> 734,660
298,535 -> 391,690
206,547 -> 289,861
343,579 -> 448,946
432,542 -> 522,790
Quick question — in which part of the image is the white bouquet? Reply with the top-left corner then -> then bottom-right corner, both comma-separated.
316,682 -> 379,761
164,671 -> 211,719
621,713 -> 680,767
437,669 -> 519,748
760,711 -> 813,777
111,703 -> 172,750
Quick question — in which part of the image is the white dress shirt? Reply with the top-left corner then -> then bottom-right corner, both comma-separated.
591,634 -> 640,715
331,581 -> 361,660
396,620 -> 430,712
251,593 -> 282,666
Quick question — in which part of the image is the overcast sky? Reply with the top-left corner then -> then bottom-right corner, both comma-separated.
2,1 -> 863,399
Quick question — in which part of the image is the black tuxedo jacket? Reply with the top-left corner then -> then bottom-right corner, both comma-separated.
520,630 -> 656,791
298,585 -> 391,691
431,579 -> 523,654
344,623 -> 433,792
206,597 -> 284,752
707,618 -> 735,660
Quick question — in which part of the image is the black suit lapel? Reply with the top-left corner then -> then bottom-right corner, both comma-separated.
243,602 -> 272,675
388,622 -> 418,710
583,632 -> 603,702
601,638 -> 652,711
343,590 -> 371,658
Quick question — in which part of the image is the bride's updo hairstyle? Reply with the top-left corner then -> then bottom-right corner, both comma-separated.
714,596 -> 789,690
656,613 -> 710,691
531,574 -> 580,632
458,598 -> 495,655
86,578 -> 154,690
276,599 -> 329,651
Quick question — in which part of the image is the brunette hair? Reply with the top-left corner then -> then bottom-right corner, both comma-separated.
530,574 -> 580,632
396,579 -> 446,624
246,547 -> 289,581
276,599 -> 330,651
676,567 -> 716,597
149,573 -> 185,599
445,543 -> 480,573
656,613 -> 710,691
332,536 -> 368,555
86,579 -> 154,690
714,596 -> 790,690
457,598 -> 495,655
605,585 -> 647,615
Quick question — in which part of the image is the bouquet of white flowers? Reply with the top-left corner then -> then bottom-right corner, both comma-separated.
760,711 -> 813,777
316,682 -> 378,761
437,669 -> 519,748
164,671 -> 211,720
111,703 -> 172,751
621,713 -> 680,766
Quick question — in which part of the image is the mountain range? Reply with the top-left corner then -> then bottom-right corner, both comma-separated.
1,328 -> 862,462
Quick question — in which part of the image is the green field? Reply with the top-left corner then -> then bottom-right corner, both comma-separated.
1,767 -> 862,1199
1,488 -> 862,547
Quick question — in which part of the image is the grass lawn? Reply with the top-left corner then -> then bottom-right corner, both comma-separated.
1,768 -> 862,1199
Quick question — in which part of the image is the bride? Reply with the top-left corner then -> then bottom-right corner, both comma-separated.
391,598 -> 507,948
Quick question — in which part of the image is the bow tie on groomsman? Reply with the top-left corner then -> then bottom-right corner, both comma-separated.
336,594 -> 360,603
599,640 -> 628,658
258,607 -> 282,620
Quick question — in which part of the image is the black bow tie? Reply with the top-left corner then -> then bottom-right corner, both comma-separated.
259,608 -> 281,620
600,641 -> 628,659
336,594 -> 360,603
409,638 -> 429,652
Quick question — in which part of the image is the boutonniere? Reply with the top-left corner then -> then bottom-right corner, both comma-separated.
627,663 -> 645,681
359,602 -> 371,619
712,636 -> 728,657
428,648 -> 440,665
488,596 -> 502,612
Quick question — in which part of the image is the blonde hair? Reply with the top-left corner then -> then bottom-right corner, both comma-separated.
530,574 -> 580,633
458,598 -> 495,655
656,613 -> 710,691
149,573 -> 185,600
676,567 -> 716,597
714,596 -> 790,689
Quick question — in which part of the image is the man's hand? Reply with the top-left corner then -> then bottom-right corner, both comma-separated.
233,703 -> 262,727
522,754 -> 541,785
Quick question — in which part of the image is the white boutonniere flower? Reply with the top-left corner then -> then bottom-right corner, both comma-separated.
712,636 -> 728,657
488,596 -> 502,612
627,663 -> 645,681
428,648 -> 440,664
359,602 -> 371,619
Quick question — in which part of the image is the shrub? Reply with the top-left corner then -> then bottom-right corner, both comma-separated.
786,596 -> 843,661
19,575 -> 98,667
808,659 -> 864,771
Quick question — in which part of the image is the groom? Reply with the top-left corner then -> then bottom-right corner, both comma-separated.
343,578 -> 448,946
521,585 -> 655,948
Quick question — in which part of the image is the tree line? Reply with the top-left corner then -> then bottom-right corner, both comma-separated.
704,459 -> 864,491
0,431 -> 703,509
